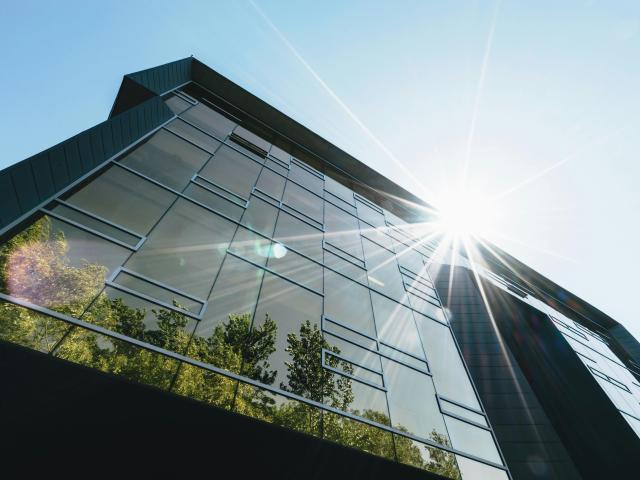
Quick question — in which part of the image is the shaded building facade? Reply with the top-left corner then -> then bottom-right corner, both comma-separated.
0,58 -> 638,479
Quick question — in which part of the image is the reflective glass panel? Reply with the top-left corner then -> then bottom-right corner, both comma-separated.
240,196 -> 279,237
125,199 -> 236,298
324,202 -> 364,260
289,161 -> 323,195
255,166 -> 286,200
324,269 -> 376,338
199,145 -> 262,199
444,416 -> 502,464
120,129 -> 211,191
266,245 -> 322,292
362,238 -> 405,300
282,181 -> 323,224
370,292 -> 424,358
66,165 -> 176,235
273,210 -> 323,262
183,182 -> 245,221
165,118 -> 222,154
180,102 -> 237,140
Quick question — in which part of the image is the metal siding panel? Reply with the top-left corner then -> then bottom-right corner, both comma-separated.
63,141 -> 83,180
0,172 -> 20,225
30,152 -> 55,200
119,110 -> 132,147
77,135 -> 93,171
9,162 -> 38,213
101,124 -> 115,158
110,115 -> 123,153
89,128 -> 105,167
49,146 -> 70,190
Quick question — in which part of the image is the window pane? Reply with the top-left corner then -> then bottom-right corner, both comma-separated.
1,216 -> 129,317
444,416 -> 502,464
325,176 -> 355,206
282,181 -> 323,224
165,94 -> 191,115
54,325 -> 180,390
228,226 -> 272,266
181,103 -> 236,140
356,199 -> 385,228
323,249 -> 368,285
199,145 -> 262,199
395,435 -> 461,479
440,399 -> 488,427
66,165 -> 176,235
82,287 -> 196,354
408,292 -> 447,323
183,183 -> 245,221
125,199 -> 236,298
360,220 -> 395,252
362,238 -> 405,300
266,245 -> 322,292
232,126 -> 271,154
324,412 -> 394,460
268,145 -> 291,165
324,202 -> 363,261
324,332 -> 382,373
289,162 -> 323,195
371,292 -> 424,358
383,358 -> 449,442
50,204 -> 140,247
188,255 -> 264,374
416,315 -> 480,410
165,118 -> 221,154
120,129 -> 211,191
241,196 -> 279,237
0,301 -> 69,353
395,244 -> 427,275
248,273 -> 322,397
273,210 -> 323,262
255,166 -> 286,200
324,269 -> 376,338
456,456 -> 508,480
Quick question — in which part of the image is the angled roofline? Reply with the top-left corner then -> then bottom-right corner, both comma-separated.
0,57 -> 636,355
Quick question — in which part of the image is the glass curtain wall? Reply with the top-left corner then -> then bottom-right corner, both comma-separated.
0,88 -> 508,480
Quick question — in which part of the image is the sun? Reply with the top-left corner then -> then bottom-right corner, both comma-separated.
433,188 -> 498,241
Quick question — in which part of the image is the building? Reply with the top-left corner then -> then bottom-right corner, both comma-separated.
0,58 -> 638,479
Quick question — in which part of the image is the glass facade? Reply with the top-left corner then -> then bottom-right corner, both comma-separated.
0,88 -> 508,479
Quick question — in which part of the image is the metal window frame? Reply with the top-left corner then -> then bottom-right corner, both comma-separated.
588,365 -> 632,393
192,173 -> 249,206
163,119 -> 222,155
321,348 -> 387,391
322,240 -> 366,270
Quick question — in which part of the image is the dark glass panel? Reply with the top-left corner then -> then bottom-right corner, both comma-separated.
324,202 -> 364,260
125,199 -> 236,298
324,412 -> 395,461
51,204 -> 140,247
248,273 -> 322,396
362,238 -> 405,300
113,270 -> 202,314
255,166 -> 286,200
164,94 -> 192,115
232,126 -> 271,154
395,435 -> 461,480
240,196 -> 279,237
383,358 -> 449,442
266,245 -> 322,292
282,181 -> 323,224
370,292 -> 424,358
180,102 -> 236,140
0,216 -> 129,317
183,183 -> 244,221
444,416 -> 502,464
289,162 -> 323,195
0,301 -> 68,353
199,144 -> 262,199
273,210 -> 323,262
228,226 -> 272,267
82,287 -> 197,354
120,129 -> 211,191
416,315 -> 480,410
66,165 -> 176,235
265,158 -> 288,175
234,384 -> 322,437
324,269 -> 376,338
165,118 -> 221,154
54,325 -> 180,390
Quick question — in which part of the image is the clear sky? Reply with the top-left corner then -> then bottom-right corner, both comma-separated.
1,1 -> 639,338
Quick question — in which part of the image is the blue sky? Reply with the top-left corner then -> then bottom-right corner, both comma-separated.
1,1 -> 639,338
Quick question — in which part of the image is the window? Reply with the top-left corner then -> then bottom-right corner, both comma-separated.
273,210 -> 323,263
289,160 -> 323,195
125,199 -> 236,299
324,269 -> 376,338
199,145 -> 262,200
66,165 -> 176,235
180,103 -> 237,140
165,118 -> 222,154
282,181 -> 323,225
119,129 -> 211,191
444,415 -> 502,464
370,292 -> 424,358
362,238 -> 405,301
324,202 -> 364,261
255,166 -> 286,200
